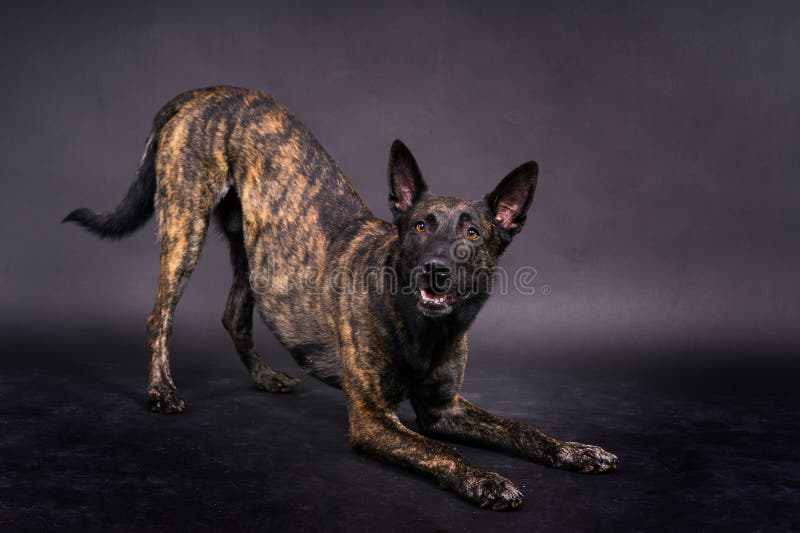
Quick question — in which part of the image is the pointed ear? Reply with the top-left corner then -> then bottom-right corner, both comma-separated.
388,139 -> 427,214
485,161 -> 538,236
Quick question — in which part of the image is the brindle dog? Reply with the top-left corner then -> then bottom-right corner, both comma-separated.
65,86 -> 618,510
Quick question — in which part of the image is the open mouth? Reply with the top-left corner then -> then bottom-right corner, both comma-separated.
415,288 -> 459,317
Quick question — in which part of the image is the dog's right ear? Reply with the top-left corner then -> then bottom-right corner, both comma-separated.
388,140 -> 427,215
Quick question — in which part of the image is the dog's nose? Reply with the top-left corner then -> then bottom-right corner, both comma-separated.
422,258 -> 452,293
423,258 -> 452,275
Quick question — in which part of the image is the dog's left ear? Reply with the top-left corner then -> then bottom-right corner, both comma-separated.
388,139 -> 428,215
485,161 -> 538,237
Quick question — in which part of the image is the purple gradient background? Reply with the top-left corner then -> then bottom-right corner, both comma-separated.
2,0 -> 799,359
3,3 -> 800,530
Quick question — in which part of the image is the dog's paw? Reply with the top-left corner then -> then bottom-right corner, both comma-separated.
554,441 -> 618,473
451,470 -> 524,511
147,385 -> 185,414
251,362 -> 299,393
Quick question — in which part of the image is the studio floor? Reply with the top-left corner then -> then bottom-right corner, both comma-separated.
2,323 -> 798,532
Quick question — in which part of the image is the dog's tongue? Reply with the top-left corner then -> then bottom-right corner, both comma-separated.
421,288 -> 448,304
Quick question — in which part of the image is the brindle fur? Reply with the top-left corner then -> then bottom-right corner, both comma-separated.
65,86 -> 618,510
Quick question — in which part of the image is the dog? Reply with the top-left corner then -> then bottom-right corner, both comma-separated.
64,86 -> 618,510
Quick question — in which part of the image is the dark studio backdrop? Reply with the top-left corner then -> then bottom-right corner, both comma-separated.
1,1 -> 798,531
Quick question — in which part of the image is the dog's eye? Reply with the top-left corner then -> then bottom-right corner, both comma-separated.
414,221 -> 426,233
467,227 -> 480,240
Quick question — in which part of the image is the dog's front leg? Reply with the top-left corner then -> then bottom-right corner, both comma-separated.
345,392 -> 523,510
414,396 -> 618,474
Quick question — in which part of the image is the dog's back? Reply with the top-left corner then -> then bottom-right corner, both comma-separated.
66,86 -> 387,388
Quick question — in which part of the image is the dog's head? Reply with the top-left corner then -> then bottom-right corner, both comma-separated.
387,140 -> 538,319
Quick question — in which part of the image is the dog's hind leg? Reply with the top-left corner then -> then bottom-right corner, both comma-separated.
146,183 -> 214,413
216,191 -> 299,392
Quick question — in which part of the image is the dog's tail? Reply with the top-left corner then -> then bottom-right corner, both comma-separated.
63,93 -> 190,239
62,133 -> 157,239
